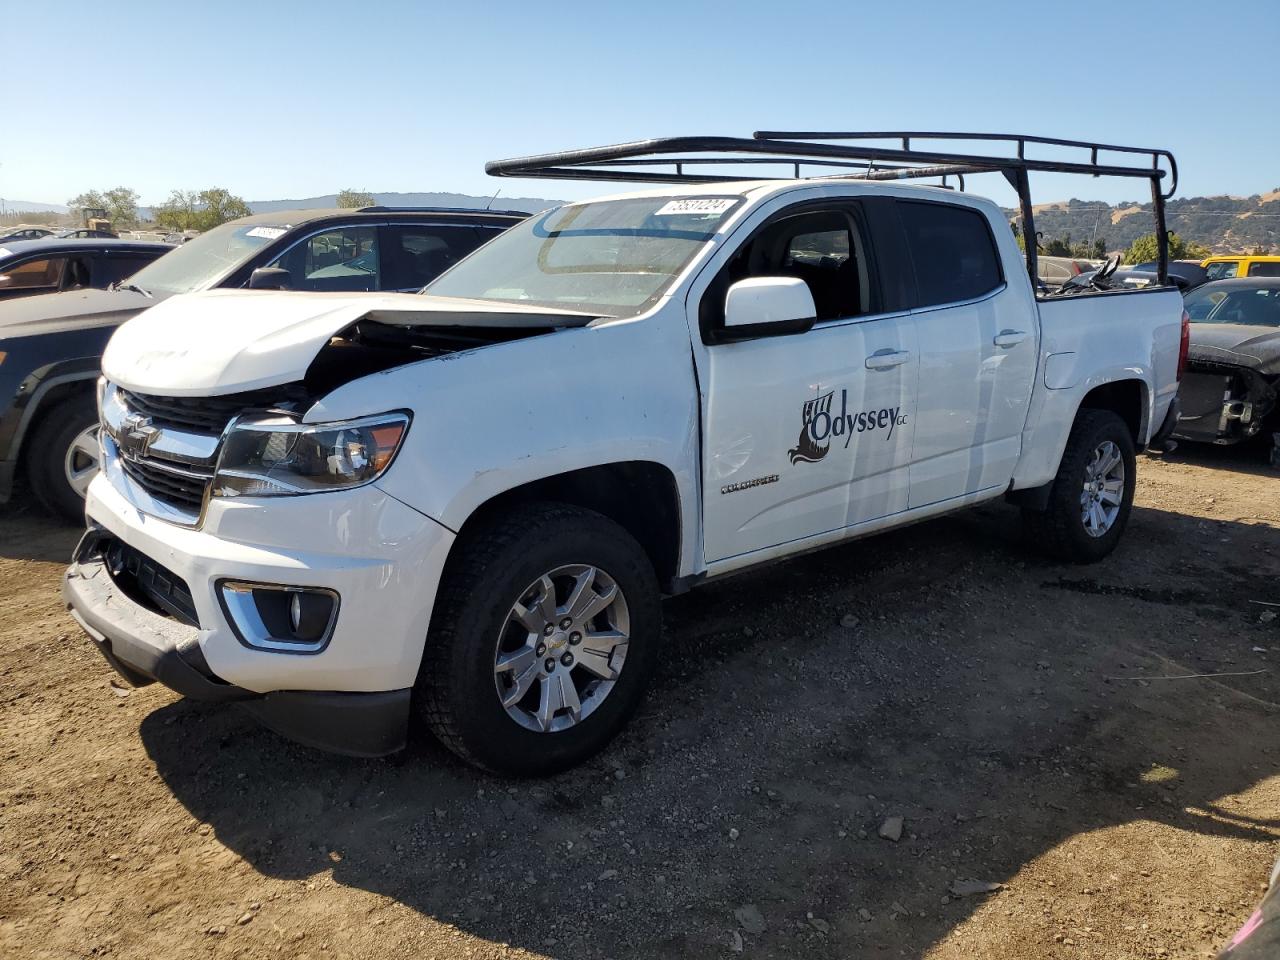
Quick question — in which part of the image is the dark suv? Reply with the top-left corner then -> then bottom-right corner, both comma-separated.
0,205 -> 529,521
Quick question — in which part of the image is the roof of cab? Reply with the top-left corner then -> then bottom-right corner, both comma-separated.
228,206 -> 531,229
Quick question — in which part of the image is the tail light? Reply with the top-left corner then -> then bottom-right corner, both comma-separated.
1176,309 -> 1190,381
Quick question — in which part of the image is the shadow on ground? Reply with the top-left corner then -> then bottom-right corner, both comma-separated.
139,501 -> 1280,957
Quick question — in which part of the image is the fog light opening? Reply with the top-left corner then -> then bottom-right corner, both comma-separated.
218,581 -> 339,654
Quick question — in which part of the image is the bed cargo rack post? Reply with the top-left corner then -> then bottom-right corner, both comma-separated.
485,131 -> 1178,287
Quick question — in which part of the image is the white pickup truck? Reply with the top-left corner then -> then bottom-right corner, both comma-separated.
63,132 -> 1187,774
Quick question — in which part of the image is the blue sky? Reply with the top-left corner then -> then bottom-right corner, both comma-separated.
3,0 -> 1277,209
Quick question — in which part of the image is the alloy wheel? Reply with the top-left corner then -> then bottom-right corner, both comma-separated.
1080,439 -> 1124,538
493,564 -> 630,733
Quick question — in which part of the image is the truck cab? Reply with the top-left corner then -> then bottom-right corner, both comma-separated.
63,132 -> 1187,775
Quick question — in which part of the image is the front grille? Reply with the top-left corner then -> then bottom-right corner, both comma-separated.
111,383 -> 309,515
119,385 -> 309,434
119,454 -> 213,510
104,538 -> 199,627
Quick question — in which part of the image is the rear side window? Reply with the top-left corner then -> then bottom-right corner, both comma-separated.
1204,261 -> 1238,281
1247,261 -> 1280,277
97,253 -> 163,287
898,201 -> 1002,307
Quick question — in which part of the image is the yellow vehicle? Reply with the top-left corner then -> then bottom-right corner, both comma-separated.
1201,254 -> 1280,280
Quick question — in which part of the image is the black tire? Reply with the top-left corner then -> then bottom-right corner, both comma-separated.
24,395 -> 99,524
416,502 -> 661,776
1022,409 -> 1137,563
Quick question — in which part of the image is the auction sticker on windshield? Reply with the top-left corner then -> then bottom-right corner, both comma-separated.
654,198 -> 739,216
245,226 -> 287,240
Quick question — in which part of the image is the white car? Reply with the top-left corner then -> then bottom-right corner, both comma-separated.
64,132 -> 1187,775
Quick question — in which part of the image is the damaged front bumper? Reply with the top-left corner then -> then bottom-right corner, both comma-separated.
1173,361 -> 1278,445
63,528 -> 411,757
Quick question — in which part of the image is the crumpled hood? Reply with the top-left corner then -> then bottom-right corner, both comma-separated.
0,286 -> 156,338
1187,323 -> 1280,375
102,289 -> 597,396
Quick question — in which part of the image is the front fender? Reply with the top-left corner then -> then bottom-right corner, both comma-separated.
308,309 -> 703,575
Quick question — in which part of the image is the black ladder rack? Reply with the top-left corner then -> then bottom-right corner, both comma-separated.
485,131 -> 1178,286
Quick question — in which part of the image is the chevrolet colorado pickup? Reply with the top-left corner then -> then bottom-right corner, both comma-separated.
63,132 -> 1187,775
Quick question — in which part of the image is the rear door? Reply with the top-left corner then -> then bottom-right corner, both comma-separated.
694,198 -> 918,564
894,199 -> 1038,508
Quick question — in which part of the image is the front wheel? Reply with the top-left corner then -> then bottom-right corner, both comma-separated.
1022,409 -> 1137,563
416,502 -> 661,776
25,396 -> 100,524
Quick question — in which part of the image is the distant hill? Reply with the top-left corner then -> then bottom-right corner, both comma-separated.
245,191 -> 564,215
1004,192 -> 1280,254
0,200 -> 68,214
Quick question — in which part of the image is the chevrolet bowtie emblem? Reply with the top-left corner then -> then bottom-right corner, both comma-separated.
118,413 -> 160,457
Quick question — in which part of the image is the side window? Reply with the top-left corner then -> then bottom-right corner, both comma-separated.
700,207 -> 874,336
1204,261 -> 1238,281
379,225 -> 494,291
269,226 -> 379,292
1247,261 -> 1280,278
898,200 -> 1003,307
0,257 -> 66,292
96,253 -> 161,288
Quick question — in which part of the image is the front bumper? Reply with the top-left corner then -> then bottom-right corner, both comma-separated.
65,471 -> 456,755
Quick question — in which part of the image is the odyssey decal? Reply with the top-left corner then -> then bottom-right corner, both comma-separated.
720,474 -> 779,495
788,389 -> 907,464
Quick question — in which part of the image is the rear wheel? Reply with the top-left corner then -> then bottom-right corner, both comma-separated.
25,396 -> 99,524
1022,409 -> 1136,563
416,502 -> 661,776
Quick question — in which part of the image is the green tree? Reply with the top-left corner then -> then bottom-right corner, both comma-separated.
1123,231 -> 1211,264
68,187 -> 139,228
336,188 -> 376,208
151,190 -> 201,231
193,188 -> 251,229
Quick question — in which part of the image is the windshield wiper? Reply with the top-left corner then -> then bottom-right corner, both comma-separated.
112,281 -> 152,298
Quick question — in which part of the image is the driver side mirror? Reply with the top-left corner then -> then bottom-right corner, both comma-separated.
248,267 -> 292,291
717,276 -> 816,343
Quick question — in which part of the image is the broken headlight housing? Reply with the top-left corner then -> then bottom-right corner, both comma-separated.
213,412 -> 410,498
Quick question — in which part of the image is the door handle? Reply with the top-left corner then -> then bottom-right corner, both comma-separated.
993,330 -> 1028,348
865,350 -> 911,371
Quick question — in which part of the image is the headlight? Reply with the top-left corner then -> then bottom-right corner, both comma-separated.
213,412 -> 409,498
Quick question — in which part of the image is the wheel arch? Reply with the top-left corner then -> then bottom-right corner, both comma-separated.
1077,377 -> 1148,447
8,364 -> 99,473
450,460 -> 684,593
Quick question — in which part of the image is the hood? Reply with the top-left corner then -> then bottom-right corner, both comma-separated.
1187,323 -> 1280,374
101,289 -> 598,396
0,287 -> 158,338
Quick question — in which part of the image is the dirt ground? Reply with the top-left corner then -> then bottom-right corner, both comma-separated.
1,446 -> 1278,960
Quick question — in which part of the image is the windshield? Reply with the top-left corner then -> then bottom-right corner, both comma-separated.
424,195 -> 743,317
125,221 -> 286,295
1185,284 -> 1280,326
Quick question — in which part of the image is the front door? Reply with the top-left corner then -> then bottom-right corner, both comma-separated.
694,201 -> 919,564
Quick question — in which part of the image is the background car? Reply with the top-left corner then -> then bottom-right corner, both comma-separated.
0,238 -> 172,301
51,228 -> 120,240
0,205 -> 529,521
1036,254 -> 1100,289
1131,258 -> 1209,289
1173,277 -> 1280,463
1202,254 -> 1280,280
0,227 -> 54,242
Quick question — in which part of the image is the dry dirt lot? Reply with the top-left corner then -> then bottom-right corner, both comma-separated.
1,448 -> 1278,960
